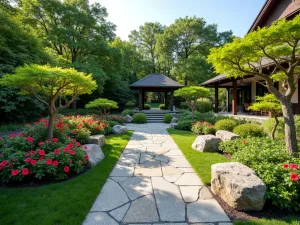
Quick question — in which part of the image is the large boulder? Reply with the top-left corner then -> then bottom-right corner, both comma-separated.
123,114 -> 133,123
211,162 -> 266,211
171,117 -> 178,123
216,130 -> 239,142
192,135 -> 221,152
88,134 -> 106,147
169,123 -> 178,129
112,125 -> 127,134
83,144 -> 105,167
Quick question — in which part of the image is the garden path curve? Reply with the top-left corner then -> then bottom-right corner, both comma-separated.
82,123 -> 232,225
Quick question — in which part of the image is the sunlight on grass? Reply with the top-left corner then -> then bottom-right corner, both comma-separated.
167,128 -> 228,185
0,131 -> 133,225
234,217 -> 300,225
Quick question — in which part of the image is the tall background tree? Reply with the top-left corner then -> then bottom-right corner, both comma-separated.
208,15 -> 300,155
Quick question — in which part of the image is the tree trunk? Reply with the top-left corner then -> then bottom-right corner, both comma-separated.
271,116 -> 279,140
47,111 -> 55,140
281,101 -> 298,156
191,109 -> 195,120
72,100 -> 76,109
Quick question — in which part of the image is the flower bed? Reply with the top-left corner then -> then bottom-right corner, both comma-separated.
219,137 -> 300,210
191,121 -> 215,135
0,115 -> 121,184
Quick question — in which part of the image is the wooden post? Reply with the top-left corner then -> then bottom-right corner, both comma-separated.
170,90 -> 174,111
142,90 -> 145,110
232,80 -> 237,115
226,87 -> 230,112
214,84 -> 219,113
164,91 -> 168,109
139,88 -> 142,111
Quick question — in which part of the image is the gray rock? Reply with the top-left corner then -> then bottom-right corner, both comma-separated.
187,199 -> 231,223
119,177 -> 152,200
123,195 -> 159,223
109,203 -> 130,221
192,135 -> 221,152
216,130 -> 240,142
169,123 -> 178,129
152,177 -> 186,221
199,186 -> 213,200
82,212 -> 119,225
83,144 -> 105,167
88,134 -> 105,147
123,114 -> 133,123
211,162 -> 266,211
112,125 -> 128,134
90,179 -> 129,211
171,117 -> 178,123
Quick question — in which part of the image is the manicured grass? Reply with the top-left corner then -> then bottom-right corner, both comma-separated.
148,103 -> 161,108
0,131 -> 133,225
167,129 -> 228,185
234,217 -> 300,225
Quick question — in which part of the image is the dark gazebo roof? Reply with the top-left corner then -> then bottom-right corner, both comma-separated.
129,74 -> 184,90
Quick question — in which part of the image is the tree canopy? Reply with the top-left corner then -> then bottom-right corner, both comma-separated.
207,15 -> 300,155
85,98 -> 118,114
174,86 -> 209,119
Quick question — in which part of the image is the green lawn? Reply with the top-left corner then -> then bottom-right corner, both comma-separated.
234,217 -> 300,225
148,103 -> 161,109
167,128 -> 228,184
0,131 -> 133,225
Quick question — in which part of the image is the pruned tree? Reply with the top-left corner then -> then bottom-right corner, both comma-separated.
174,86 -> 209,120
0,64 -> 97,139
248,94 -> 281,140
207,15 -> 300,156
85,98 -> 118,114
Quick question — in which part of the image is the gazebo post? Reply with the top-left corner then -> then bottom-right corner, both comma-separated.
232,80 -> 237,115
164,91 -> 168,109
139,88 -> 143,111
142,90 -> 145,110
214,83 -> 219,113
170,90 -> 174,111
226,87 -> 230,112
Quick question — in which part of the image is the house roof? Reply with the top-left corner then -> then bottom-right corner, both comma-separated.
199,74 -> 227,86
129,74 -> 184,90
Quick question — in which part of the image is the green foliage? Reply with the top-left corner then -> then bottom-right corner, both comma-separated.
144,104 -> 151,110
249,94 -> 281,115
214,119 -> 238,131
196,99 -> 212,113
133,113 -> 147,124
233,123 -> 264,137
219,137 -> 300,210
164,113 -> 173,123
233,217 -> 300,225
121,109 -> 134,117
263,115 -> 300,139
60,108 -> 100,116
85,98 -> 118,114
191,121 -> 215,135
159,104 -> 166,110
175,120 -> 194,131
179,102 -> 189,109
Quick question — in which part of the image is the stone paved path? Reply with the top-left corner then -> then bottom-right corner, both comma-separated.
83,123 -> 232,225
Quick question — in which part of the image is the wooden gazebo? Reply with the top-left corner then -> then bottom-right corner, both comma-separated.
129,74 -> 184,111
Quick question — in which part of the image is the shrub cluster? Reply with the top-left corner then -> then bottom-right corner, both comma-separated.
164,113 -> 173,123
214,119 -> 238,131
133,113 -> 147,124
196,100 -> 212,113
121,109 -> 134,117
219,137 -> 300,210
191,121 -> 215,135
144,104 -> 151,110
159,104 -> 166,110
233,123 -> 263,137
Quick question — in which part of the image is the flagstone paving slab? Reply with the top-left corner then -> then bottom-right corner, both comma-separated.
83,123 -> 230,225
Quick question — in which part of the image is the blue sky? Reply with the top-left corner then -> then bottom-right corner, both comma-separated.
92,0 -> 266,40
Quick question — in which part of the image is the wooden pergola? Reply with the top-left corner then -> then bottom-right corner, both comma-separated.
129,74 -> 184,111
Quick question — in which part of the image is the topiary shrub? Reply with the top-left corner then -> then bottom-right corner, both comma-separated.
233,123 -> 263,137
144,104 -> 151,110
164,113 -> 173,123
214,119 -> 238,131
196,99 -> 212,113
133,113 -> 147,124
125,100 -> 136,109
159,104 -> 166,110
121,109 -> 134,117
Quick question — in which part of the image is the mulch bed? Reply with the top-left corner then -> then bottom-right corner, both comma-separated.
208,186 -> 299,222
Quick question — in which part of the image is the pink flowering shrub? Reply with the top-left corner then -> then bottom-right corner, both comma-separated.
191,121 -> 215,135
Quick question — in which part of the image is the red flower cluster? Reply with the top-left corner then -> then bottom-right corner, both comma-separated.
283,163 -> 299,181
26,136 -> 34,142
